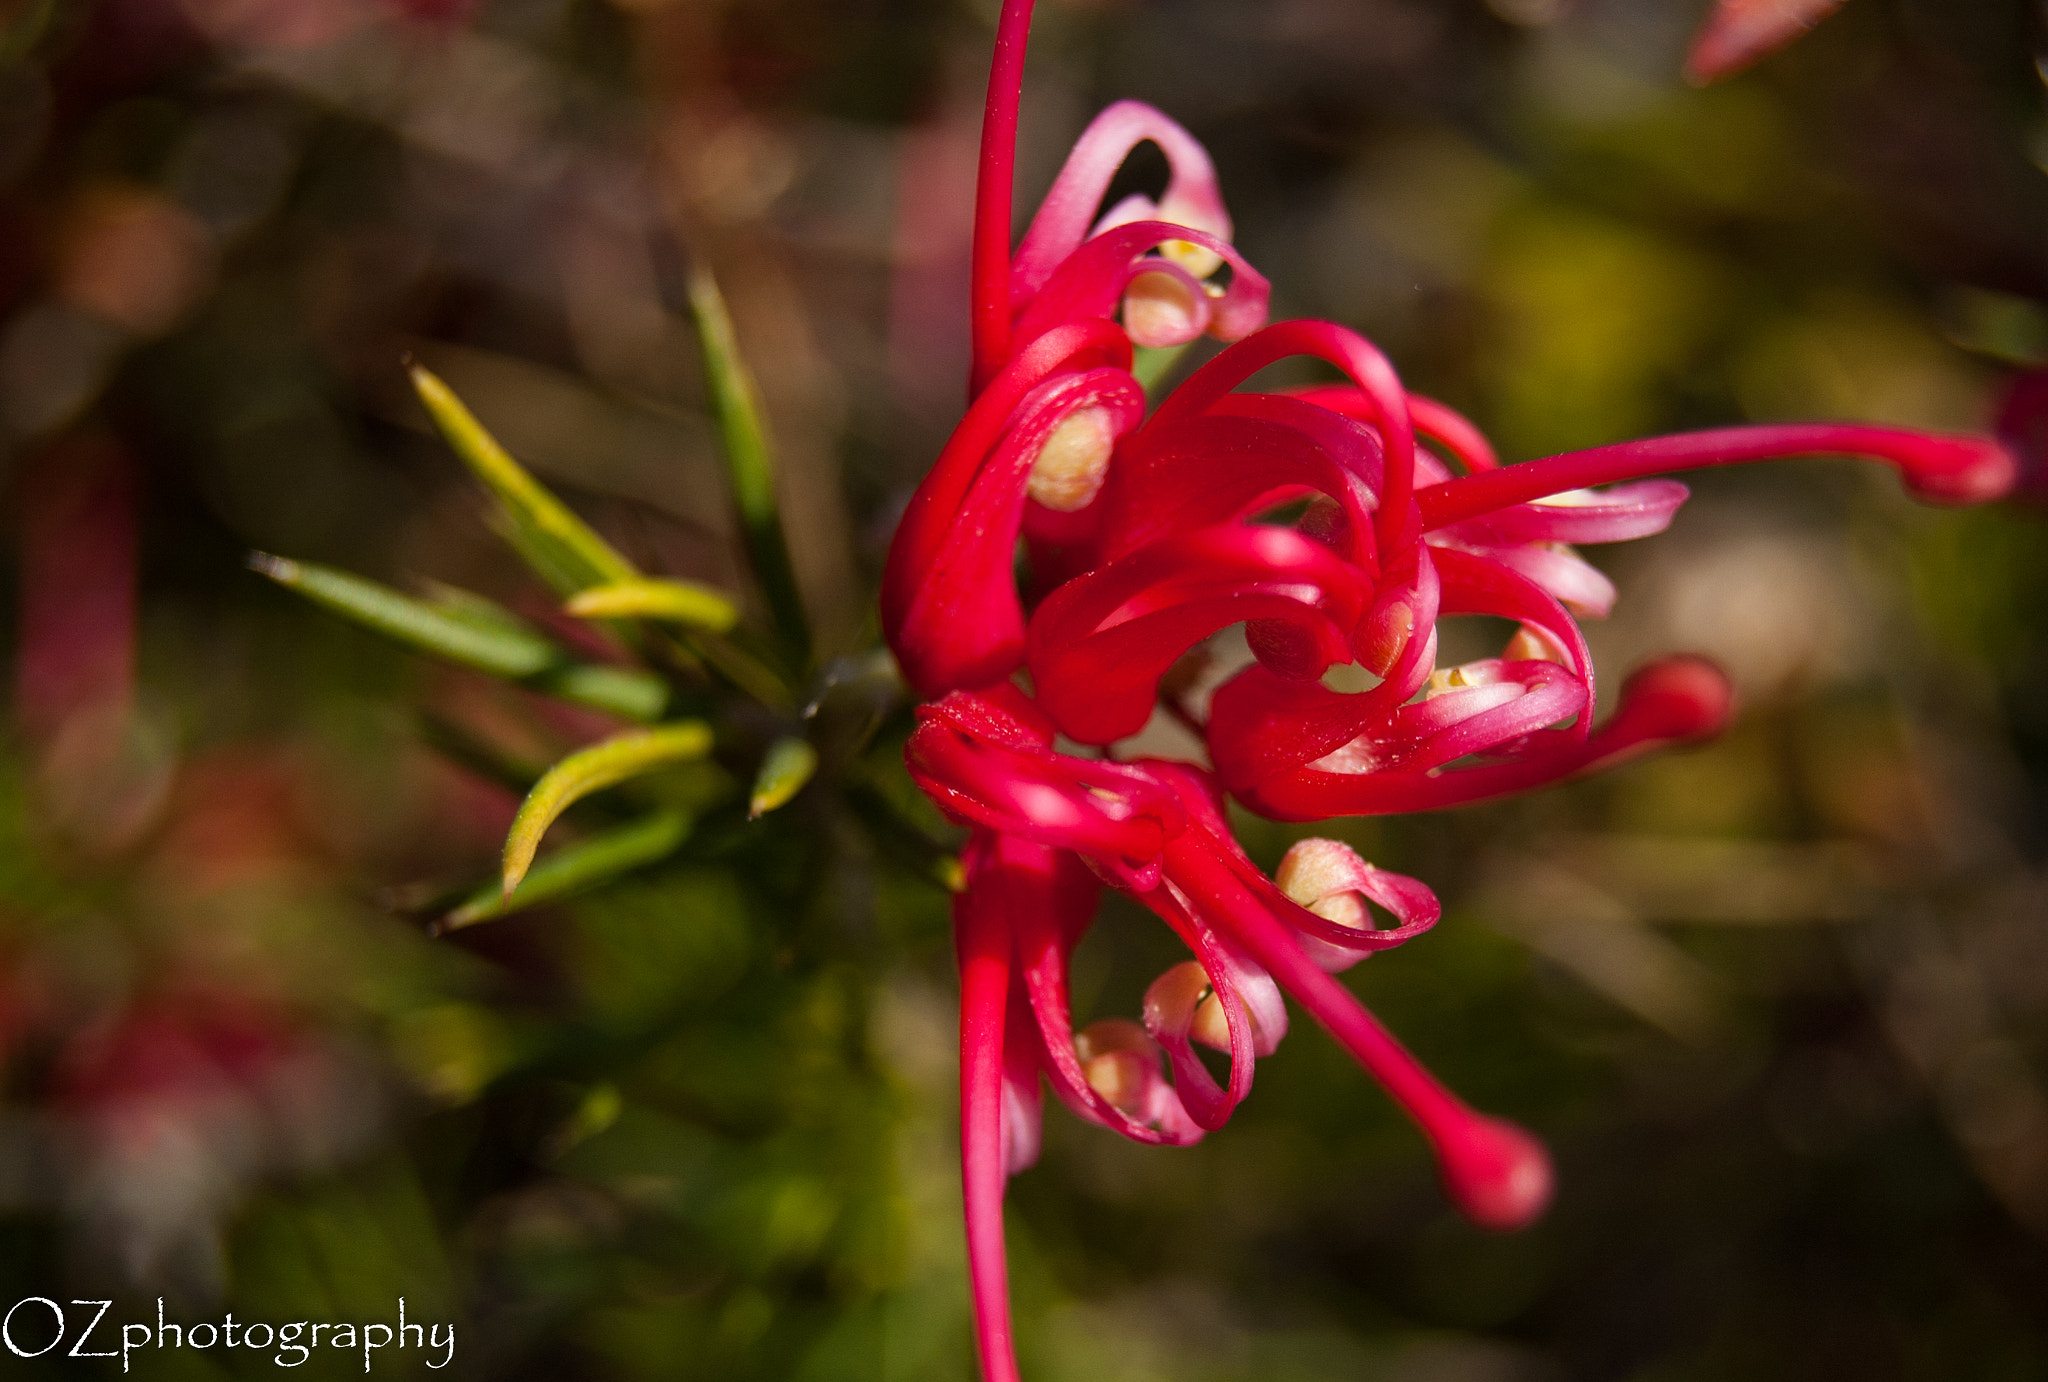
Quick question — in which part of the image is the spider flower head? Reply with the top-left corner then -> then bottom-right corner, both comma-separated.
885,3 -> 2020,1379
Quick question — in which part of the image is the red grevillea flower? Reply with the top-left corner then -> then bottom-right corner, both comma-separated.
912,687 -> 1544,1382
882,3 -> 2021,1378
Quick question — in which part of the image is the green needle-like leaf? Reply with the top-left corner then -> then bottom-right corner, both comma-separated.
253,554 -> 557,678
566,578 -> 740,634
409,361 -> 639,596
532,664 -> 670,723
686,264 -> 808,655
502,722 -> 714,894
254,555 -> 669,722
441,809 -> 691,931
748,737 -> 818,819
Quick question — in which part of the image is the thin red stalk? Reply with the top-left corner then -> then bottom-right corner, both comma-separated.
957,881 -> 1023,1382
971,0 -> 1037,397
1418,424 -> 2013,531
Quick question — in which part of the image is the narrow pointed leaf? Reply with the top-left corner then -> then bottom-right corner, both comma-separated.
503,722 -> 714,893
442,809 -> 691,930
409,362 -> 639,595
252,554 -> 557,677
749,736 -> 818,819
422,581 -> 537,637
532,664 -> 670,723
686,264 -> 808,653
255,555 -> 669,722
566,578 -> 741,633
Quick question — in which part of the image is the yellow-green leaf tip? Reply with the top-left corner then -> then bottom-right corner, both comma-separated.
748,737 -> 818,819
500,722 -> 714,895
565,578 -> 741,634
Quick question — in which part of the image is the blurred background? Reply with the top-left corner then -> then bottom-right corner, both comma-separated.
3,0 -> 2048,1376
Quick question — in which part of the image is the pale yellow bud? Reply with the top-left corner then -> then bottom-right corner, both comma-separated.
1276,838 -> 1372,932
1150,959 -> 1266,1055
1027,406 -> 1117,512
1075,1019 -> 1159,1115
1122,269 -> 1202,348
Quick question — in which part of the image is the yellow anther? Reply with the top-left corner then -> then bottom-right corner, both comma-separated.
1159,237 -> 1225,279
1503,623 -> 1569,665
1027,405 -> 1118,512
1426,665 -> 1474,696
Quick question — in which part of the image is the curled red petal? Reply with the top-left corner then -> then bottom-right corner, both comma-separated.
1095,393 -> 1384,570
1011,222 -> 1271,353
999,836 -> 1206,1146
883,322 -> 1136,696
1132,875 -> 1266,1131
1293,385 -> 1499,475
907,700 -> 1186,876
1012,100 -> 1234,305
1436,478 -> 1690,546
1227,655 -> 1734,820
1370,662 -> 1589,775
1155,321 -> 1420,553
1434,545 -> 1593,706
1027,525 -> 1374,744
969,0 -> 1038,397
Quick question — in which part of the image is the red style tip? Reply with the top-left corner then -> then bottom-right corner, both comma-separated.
1681,0 -> 1849,86
1434,1113 -> 1555,1232
1898,434 -> 2021,507
1617,655 -> 1735,744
